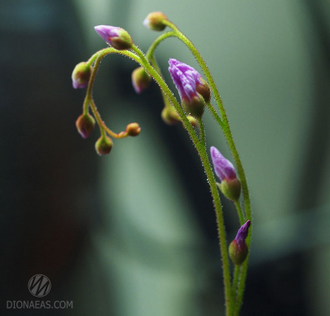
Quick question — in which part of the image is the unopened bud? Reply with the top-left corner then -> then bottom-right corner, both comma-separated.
143,12 -> 168,31
132,67 -> 151,94
126,123 -> 141,136
181,93 -> 205,118
76,113 -> 95,138
72,62 -> 92,89
210,146 -> 240,201
217,178 -> 241,201
95,136 -> 113,156
94,25 -> 132,50
229,220 -> 251,265
161,107 -> 179,125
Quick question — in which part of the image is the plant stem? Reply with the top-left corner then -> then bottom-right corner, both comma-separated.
233,256 -> 249,316
197,117 -> 206,149
234,201 -> 245,226
163,20 -> 252,315
231,265 -> 241,315
131,44 -> 233,316
164,20 -> 251,219
146,31 -> 176,60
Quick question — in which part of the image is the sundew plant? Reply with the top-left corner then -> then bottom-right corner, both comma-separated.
71,12 -> 252,316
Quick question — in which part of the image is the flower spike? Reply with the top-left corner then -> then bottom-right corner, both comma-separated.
210,146 -> 241,201
94,25 -> 132,50
229,220 -> 251,265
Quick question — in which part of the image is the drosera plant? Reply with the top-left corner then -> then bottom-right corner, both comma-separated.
71,11 -> 252,316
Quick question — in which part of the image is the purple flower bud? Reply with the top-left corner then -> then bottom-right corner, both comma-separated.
168,58 -> 202,102
210,146 -> 237,182
235,220 -> 251,249
168,59 -> 207,117
94,25 -> 132,50
229,220 -> 251,265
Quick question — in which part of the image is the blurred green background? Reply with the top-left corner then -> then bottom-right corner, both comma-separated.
1,0 -> 330,315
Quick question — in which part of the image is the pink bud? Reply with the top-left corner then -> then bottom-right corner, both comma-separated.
229,220 -> 251,265
94,25 -> 133,50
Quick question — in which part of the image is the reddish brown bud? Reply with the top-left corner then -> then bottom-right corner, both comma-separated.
76,113 -> 95,138
126,123 -> 141,137
95,136 -> 113,156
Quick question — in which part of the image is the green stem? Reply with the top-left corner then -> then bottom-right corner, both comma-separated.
89,98 -> 106,137
131,44 -> 233,316
233,256 -> 249,316
164,20 -> 251,220
231,265 -> 241,315
197,117 -> 206,149
84,54 -> 104,133
206,102 -> 225,130
84,48 -> 140,135
163,20 -> 252,315
234,201 -> 245,226
146,31 -> 176,60
148,55 -> 172,109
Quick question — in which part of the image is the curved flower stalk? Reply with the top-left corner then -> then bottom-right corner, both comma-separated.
71,13 -> 252,316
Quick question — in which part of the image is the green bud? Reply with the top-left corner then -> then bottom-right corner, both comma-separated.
72,62 -> 92,89
217,178 -> 241,201
143,12 -> 168,31
132,67 -> 151,94
181,93 -> 205,118
95,136 -> 113,156
229,240 -> 249,265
